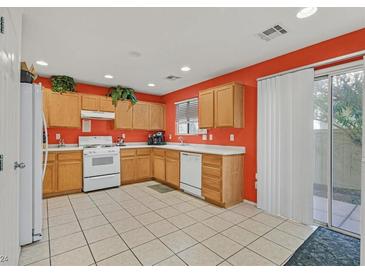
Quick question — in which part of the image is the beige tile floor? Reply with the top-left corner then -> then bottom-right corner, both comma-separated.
19,181 -> 316,266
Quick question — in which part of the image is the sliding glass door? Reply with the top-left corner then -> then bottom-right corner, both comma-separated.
313,64 -> 364,235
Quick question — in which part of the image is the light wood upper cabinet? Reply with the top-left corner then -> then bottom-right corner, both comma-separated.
199,89 -> 215,128
45,88 -> 81,128
150,103 -> 165,130
115,101 -> 133,129
132,101 -> 150,130
81,94 -> 115,112
99,97 -> 115,112
81,94 -> 99,111
198,82 -> 244,128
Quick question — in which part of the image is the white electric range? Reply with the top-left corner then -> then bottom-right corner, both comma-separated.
79,136 -> 120,192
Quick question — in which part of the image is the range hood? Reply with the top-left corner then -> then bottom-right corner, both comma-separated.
81,110 -> 115,120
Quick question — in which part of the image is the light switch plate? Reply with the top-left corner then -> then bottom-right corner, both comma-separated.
202,134 -> 207,141
209,134 -> 213,141
55,133 -> 61,140
230,134 -> 235,141
169,134 -> 172,140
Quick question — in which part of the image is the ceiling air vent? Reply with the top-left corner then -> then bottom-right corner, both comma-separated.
257,24 -> 287,41
166,75 -> 182,81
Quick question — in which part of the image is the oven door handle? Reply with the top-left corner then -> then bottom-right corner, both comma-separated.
86,174 -> 118,180
84,153 -> 119,158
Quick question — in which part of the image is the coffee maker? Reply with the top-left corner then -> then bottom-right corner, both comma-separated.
148,132 -> 166,145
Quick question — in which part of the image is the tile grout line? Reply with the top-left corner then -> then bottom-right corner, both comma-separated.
66,195 -> 97,266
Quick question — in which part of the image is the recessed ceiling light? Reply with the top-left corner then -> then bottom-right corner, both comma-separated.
296,7 -> 318,19
36,60 -> 48,66
104,74 -> 113,79
147,83 -> 156,87
181,66 -> 191,72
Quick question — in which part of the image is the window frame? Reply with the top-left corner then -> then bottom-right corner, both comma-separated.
175,98 -> 199,136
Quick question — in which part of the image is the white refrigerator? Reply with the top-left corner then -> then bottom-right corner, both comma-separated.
19,83 -> 48,245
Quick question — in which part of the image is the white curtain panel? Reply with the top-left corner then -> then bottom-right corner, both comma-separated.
257,68 -> 314,225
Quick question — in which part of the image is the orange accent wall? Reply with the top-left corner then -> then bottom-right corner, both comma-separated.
36,77 -> 163,144
162,28 -> 365,203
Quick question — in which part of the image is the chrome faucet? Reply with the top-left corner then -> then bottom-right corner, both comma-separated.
178,136 -> 184,145
58,138 -> 65,148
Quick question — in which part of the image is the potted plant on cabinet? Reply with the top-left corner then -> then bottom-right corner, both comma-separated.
50,75 -> 76,93
108,85 -> 138,107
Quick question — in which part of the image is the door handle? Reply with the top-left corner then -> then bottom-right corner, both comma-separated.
14,161 -> 26,170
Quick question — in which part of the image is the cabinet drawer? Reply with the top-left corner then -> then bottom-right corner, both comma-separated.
57,151 -> 82,161
203,187 -> 222,202
137,148 -> 151,156
203,154 -> 222,167
202,165 -> 221,178
165,150 -> 179,159
121,149 -> 136,157
202,176 -> 221,191
153,149 -> 165,157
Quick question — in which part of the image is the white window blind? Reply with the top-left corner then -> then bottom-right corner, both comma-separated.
176,98 -> 198,135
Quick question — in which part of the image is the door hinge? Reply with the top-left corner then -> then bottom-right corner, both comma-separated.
0,16 -> 4,34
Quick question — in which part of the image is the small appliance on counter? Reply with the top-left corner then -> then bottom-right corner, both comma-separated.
148,131 -> 166,145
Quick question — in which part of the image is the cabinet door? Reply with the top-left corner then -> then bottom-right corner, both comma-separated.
165,158 -> 180,188
99,97 -> 115,112
121,156 -> 135,183
81,94 -> 100,111
43,159 -> 57,196
153,156 -> 165,181
135,156 -> 151,180
115,101 -> 133,129
132,102 -> 150,130
57,160 -> 82,192
150,103 -> 165,130
214,84 -> 234,127
47,90 -> 81,128
199,89 -> 214,128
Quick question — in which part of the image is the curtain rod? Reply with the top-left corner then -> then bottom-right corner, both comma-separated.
257,50 -> 365,81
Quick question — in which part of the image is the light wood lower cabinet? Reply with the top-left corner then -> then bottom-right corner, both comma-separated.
153,149 -> 166,182
43,151 -> 83,198
202,154 -> 243,207
120,149 -> 152,184
165,151 -> 180,188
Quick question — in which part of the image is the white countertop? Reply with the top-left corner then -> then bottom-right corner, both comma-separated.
45,142 -> 245,155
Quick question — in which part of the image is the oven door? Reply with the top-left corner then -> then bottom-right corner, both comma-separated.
83,152 -> 120,178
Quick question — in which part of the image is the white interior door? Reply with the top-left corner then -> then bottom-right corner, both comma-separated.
0,8 -> 22,265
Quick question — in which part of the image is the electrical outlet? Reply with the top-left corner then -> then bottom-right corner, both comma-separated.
209,134 -> 213,141
202,134 -> 207,141
122,133 -> 126,139
230,134 -> 235,141
169,134 -> 172,140
55,133 -> 61,140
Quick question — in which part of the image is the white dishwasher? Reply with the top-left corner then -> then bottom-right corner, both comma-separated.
180,152 -> 202,197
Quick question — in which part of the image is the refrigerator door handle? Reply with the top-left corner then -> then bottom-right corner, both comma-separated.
42,111 -> 48,183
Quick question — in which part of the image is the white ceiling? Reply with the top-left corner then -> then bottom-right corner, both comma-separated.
21,7 -> 365,95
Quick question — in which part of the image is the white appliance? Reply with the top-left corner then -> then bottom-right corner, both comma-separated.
180,152 -> 202,197
19,83 -> 47,246
81,110 -> 115,120
80,136 -> 120,192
